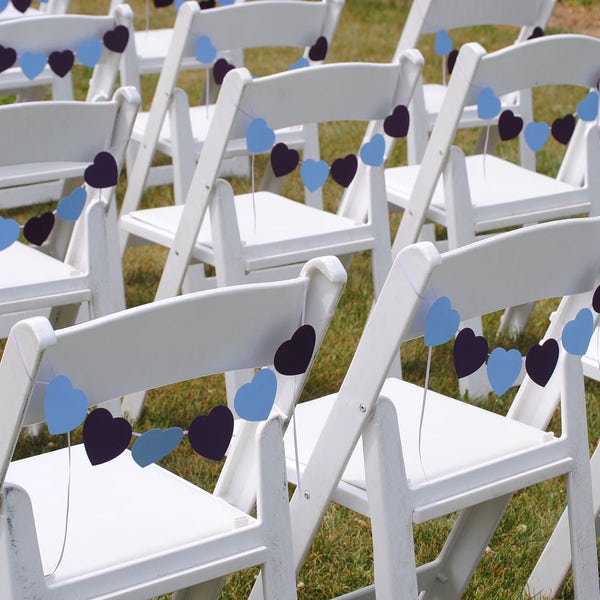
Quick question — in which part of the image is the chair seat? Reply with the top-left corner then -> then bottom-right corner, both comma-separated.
132,106 -> 306,158
121,191 -> 367,266
6,445 -> 254,582
385,154 -> 584,231
0,242 -> 89,306
285,377 -> 554,492
0,160 -> 88,189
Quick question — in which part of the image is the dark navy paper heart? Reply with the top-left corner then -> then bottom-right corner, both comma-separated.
103,25 -> 129,54
83,407 -> 132,465
527,26 -> 544,40
213,58 -> 235,85
453,327 -> 489,378
48,50 -> 74,78
330,154 -> 358,188
188,405 -> 234,461
551,114 -> 575,145
11,0 -> 30,12
384,105 -> 410,138
525,338 -> 559,387
593,285 -> 600,313
199,0 -> 216,8
498,110 -> 523,141
24,212 -> 55,246
270,143 -> 299,178
84,151 -> 118,188
274,324 -> 316,376
153,0 -> 173,6
0,45 -> 17,73
308,36 -> 328,62
447,49 -> 458,74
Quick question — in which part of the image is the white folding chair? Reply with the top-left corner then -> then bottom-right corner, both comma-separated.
121,0 -> 344,212
0,6 -> 133,104
0,254 -> 346,600
247,217 -> 600,600
0,0 -> 69,20
0,87 -> 139,341
397,0 -> 556,168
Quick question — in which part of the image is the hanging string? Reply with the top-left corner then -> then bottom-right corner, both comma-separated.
417,346 -> 433,479
482,125 -> 490,181
251,153 -> 257,234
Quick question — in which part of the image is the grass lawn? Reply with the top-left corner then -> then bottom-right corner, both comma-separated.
9,0 -> 600,598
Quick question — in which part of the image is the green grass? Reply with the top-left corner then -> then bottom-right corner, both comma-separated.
8,0 -> 600,598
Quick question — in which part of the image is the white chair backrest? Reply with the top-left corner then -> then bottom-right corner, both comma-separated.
0,255 -> 346,487
393,34 -> 600,254
0,5 -> 133,101
397,0 -> 555,52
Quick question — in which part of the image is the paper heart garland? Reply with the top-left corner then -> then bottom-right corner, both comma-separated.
188,405 -> 234,461
11,0 -> 30,12
213,57 -> 235,85
48,50 -> 74,78
0,217 -> 19,250
131,427 -> 184,467
270,142 -> 299,177
562,308 -> 594,356
524,121 -> 550,152
56,187 -> 87,221
498,110 -> 523,141
23,212 -> 55,246
246,117 -> 276,154
0,45 -> 17,73
83,407 -> 133,466
330,154 -> 358,188
234,368 -> 277,421
383,105 -> 410,138
102,25 -> 129,54
19,52 -> 46,80
45,375 -> 88,435
424,296 -> 459,347
477,88 -> 501,120
274,324 -> 316,376
308,36 -> 328,62
453,327 -> 488,378
434,29 -> 453,56
77,39 -> 103,68
84,151 -> 118,188
487,348 -> 522,396
360,133 -> 385,167
301,159 -> 330,192
551,114 -> 576,145
195,35 -> 217,64
447,49 -> 459,75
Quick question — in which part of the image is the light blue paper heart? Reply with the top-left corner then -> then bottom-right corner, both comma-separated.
562,307 -> 594,356
487,347 -> 522,396
19,52 -> 46,80
131,427 -> 184,467
434,29 -> 452,56
77,38 -> 103,68
220,0 -> 234,4
301,159 -> 329,192
45,375 -> 88,435
424,296 -> 460,347
0,0 -> 9,12
524,121 -> 550,152
57,187 -> 86,221
175,0 -> 185,10
234,368 -> 277,421
195,35 -> 217,64
360,133 -> 385,167
289,57 -> 309,70
0,217 -> 20,251
477,87 -> 501,120
246,117 -> 275,153
577,91 -> 599,122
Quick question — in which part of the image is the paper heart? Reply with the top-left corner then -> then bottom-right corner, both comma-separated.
551,114 -> 576,145
0,0 -> 9,12
19,52 -> 46,80
0,45 -> 17,73
498,109 -> 523,141
199,0 -> 216,7
434,29 -> 452,56
57,187 -> 86,221
246,117 -> 275,154
83,407 -> 132,465
308,36 -> 328,62
103,25 -> 129,54
44,375 -> 88,435
487,347 -> 522,396
274,324 -> 316,376
84,151 -> 118,188
593,285 -> 600,313
131,427 -> 184,467
48,50 -> 74,78
524,121 -> 550,152
330,154 -> 358,188
24,212 -> 54,246
383,104 -> 409,138
188,405 -> 234,461
213,57 -> 235,85
447,49 -> 458,74
289,57 -> 309,70
270,142 -> 299,177
525,338 -> 559,387
0,217 -> 19,251
220,0 -> 235,4
424,296 -> 460,347
174,0 -> 184,9
577,91 -> 599,122
77,38 -> 103,68
234,368 -> 277,421
11,0 -> 30,12
477,87 -> 501,120
527,26 -> 544,40
453,327 -> 488,378
562,308 -> 594,356
195,35 -> 217,64
301,159 -> 329,192
360,133 -> 385,167
153,0 -> 173,7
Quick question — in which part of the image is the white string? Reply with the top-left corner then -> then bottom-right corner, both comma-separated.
482,125 -> 490,181
205,69 -> 210,119
251,153 -> 257,234
417,346 -> 432,479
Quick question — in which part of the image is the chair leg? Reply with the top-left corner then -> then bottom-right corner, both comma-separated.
497,302 -> 535,337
